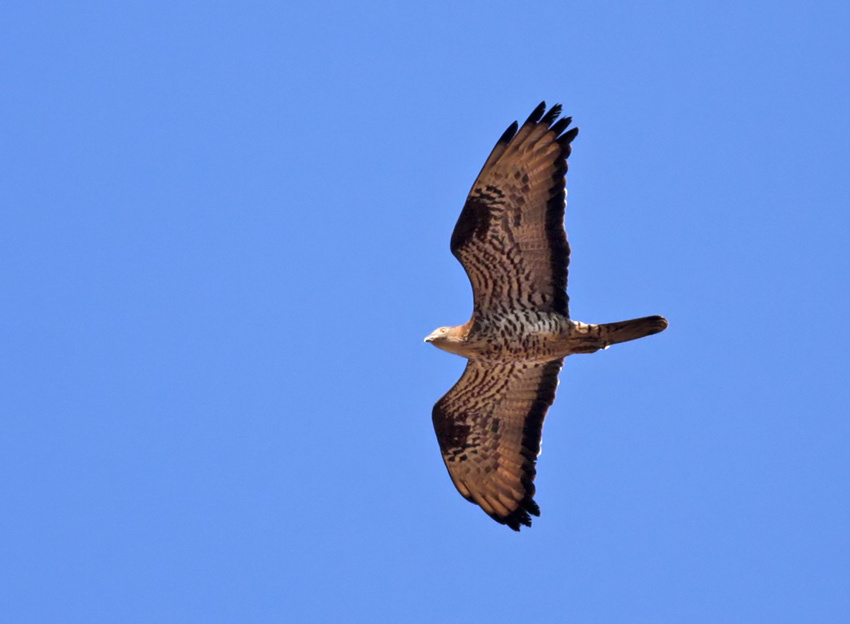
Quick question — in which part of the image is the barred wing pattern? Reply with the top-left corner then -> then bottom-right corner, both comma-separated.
432,358 -> 564,530
428,103 -> 667,530
451,102 -> 578,317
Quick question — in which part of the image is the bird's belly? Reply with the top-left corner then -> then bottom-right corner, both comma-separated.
466,312 -> 573,362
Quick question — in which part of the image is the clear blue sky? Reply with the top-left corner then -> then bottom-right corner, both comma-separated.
2,2 -> 849,622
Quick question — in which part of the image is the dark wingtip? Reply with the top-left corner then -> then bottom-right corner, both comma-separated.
497,120 -> 519,145
550,116 -> 571,136
503,512 -> 528,531
525,101 -> 547,125
541,103 -> 562,125
558,125 -> 579,147
498,498 -> 540,532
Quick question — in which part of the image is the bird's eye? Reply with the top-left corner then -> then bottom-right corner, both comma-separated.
440,328 -> 447,333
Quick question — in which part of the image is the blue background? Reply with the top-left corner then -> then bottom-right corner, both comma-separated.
3,2 -> 849,622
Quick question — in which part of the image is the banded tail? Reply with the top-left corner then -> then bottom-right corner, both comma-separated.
568,315 -> 668,354
599,315 -> 668,346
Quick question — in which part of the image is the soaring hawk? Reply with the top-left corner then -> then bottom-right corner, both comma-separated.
425,102 -> 668,531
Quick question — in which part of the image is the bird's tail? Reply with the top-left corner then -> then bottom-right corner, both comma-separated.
598,315 -> 669,346
567,315 -> 668,354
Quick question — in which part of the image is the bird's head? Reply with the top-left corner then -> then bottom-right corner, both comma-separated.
424,326 -> 450,344
424,325 -> 469,355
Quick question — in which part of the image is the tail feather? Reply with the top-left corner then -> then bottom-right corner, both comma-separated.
599,315 -> 668,346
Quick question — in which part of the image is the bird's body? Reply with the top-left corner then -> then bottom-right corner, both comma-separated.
426,102 -> 667,531
427,311 -> 569,362
426,313 -> 668,362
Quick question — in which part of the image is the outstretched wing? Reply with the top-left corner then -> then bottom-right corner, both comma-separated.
451,102 -> 579,317
432,358 -> 564,530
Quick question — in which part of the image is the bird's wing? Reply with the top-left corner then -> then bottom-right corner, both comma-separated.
451,102 -> 578,317
432,357 -> 564,530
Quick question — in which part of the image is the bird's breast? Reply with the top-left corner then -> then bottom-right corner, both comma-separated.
464,311 -> 573,363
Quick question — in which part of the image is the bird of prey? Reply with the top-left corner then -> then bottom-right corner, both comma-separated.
424,102 -> 668,531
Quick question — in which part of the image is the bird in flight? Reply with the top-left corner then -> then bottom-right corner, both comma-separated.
425,102 -> 668,531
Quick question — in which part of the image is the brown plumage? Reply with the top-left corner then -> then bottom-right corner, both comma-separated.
425,102 -> 668,531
